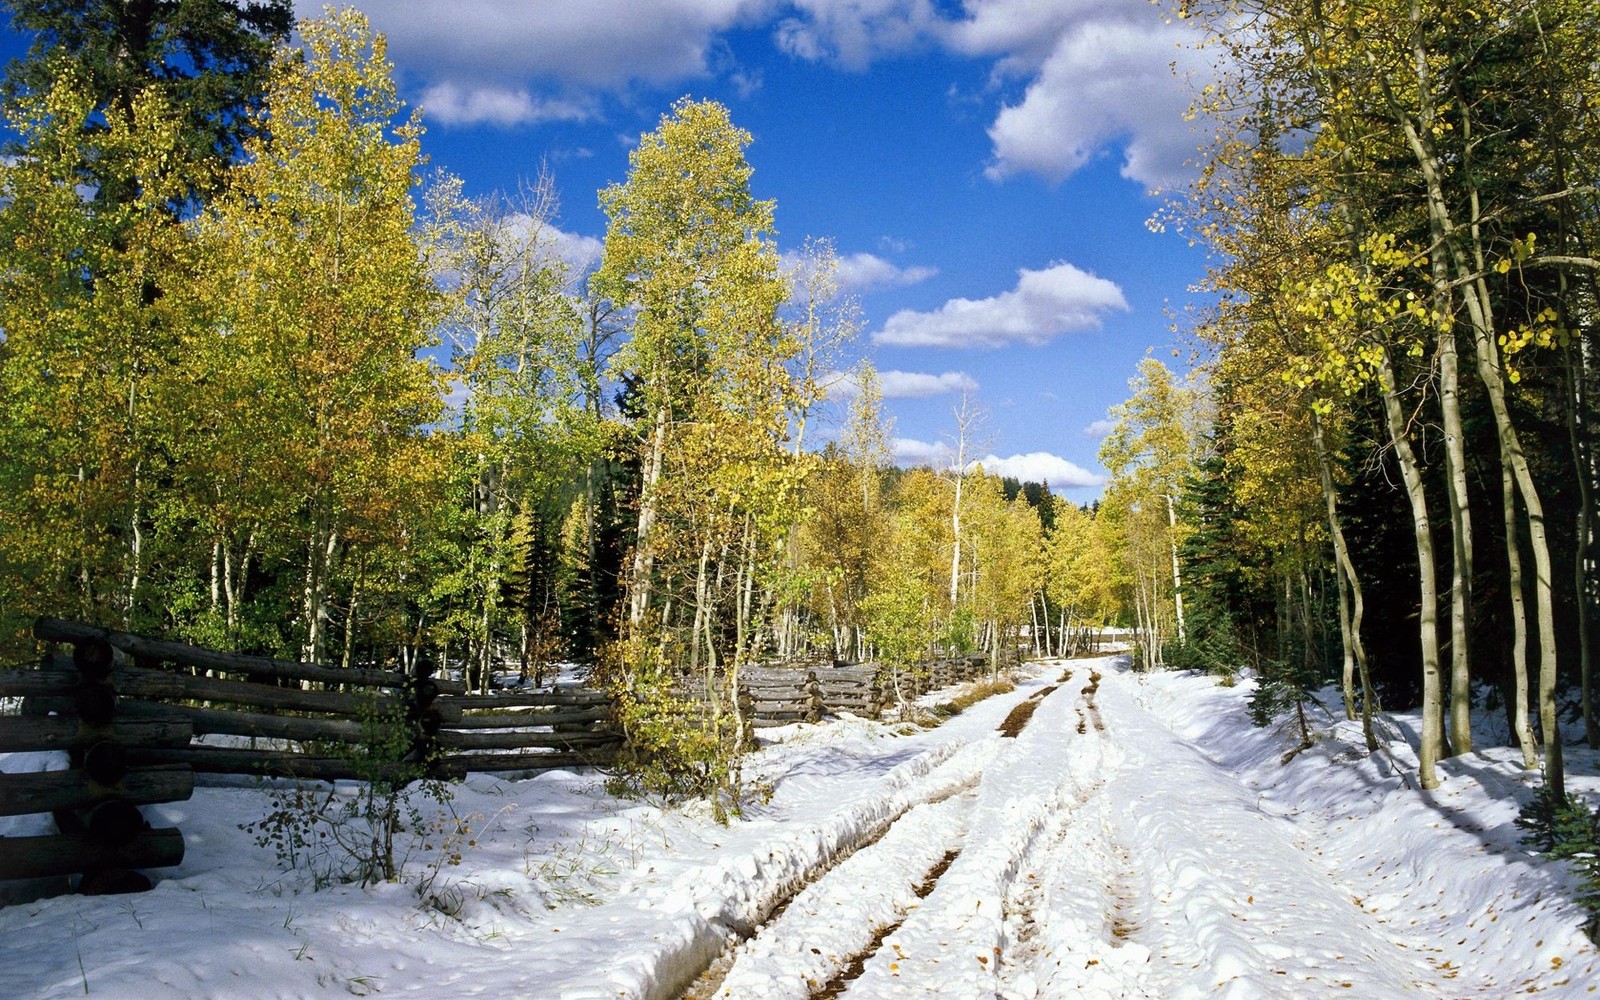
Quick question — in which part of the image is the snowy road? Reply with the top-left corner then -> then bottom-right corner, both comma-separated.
686,659 -> 1581,998
4,656 -> 1595,999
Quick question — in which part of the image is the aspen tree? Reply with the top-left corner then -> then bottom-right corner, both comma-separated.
197,9 -> 443,663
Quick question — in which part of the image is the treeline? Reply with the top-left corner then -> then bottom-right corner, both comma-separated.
0,4 -> 1122,775
1128,0 -> 1600,798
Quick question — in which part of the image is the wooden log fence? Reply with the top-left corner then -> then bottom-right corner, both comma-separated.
0,629 -> 192,892
813,665 -> 883,717
665,656 -> 996,727
1,618 -> 626,890
2,617 -> 1012,893
740,666 -> 823,728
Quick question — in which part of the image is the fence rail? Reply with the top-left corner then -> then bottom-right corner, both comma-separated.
2,618 -> 625,890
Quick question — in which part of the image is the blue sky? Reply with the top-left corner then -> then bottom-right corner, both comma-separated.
9,1 -> 1222,494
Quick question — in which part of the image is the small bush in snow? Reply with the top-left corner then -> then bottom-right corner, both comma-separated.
241,698 -> 456,889
601,631 -> 753,824
1516,782 -> 1600,937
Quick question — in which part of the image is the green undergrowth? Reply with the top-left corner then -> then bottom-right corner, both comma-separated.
1516,780 -> 1600,939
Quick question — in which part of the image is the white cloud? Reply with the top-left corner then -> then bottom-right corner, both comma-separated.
971,452 -> 1105,488
417,82 -> 593,128
782,248 -> 936,294
940,0 -> 1097,71
835,252 -> 938,292
299,2 -> 1204,188
767,0 -> 1210,188
343,0 -> 760,87
774,0 -> 942,70
980,17 -> 1210,190
892,441 -> 1105,486
729,68 -> 765,98
301,1 -> 1204,189
820,368 -> 972,400
818,368 -> 860,400
536,226 -> 605,276
312,0 -> 766,126
1082,418 -> 1116,440
872,262 -> 1128,349
879,370 -> 978,398
892,436 -> 955,469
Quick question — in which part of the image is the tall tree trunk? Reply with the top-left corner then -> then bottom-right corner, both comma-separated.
343,576 -> 361,672
1311,409 -> 1376,749
628,406 -> 669,630
690,537 -> 713,677
1437,312 -> 1473,756
222,529 -> 253,637
302,517 -> 337,666
211,539 -> 223,613
125,457 -> 142,629
949,471 -> 964,607
735,514 -> 757,666
1568,340 -> 1597,748
1461,285 -> 1562,795
1501,451 -> 1539,769
1396,8 -> 1472,756
1376,347 -> 1445,789
1166,493 -> 1186,643
1037,593 -> 1051,657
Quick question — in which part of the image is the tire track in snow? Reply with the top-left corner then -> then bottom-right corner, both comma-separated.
683,785 -> 980,999
707,672 -> 1078,998
1094,665 -> 1447,998
838,668 -> 1095,997
705,788 -> 975,1000
992,662 -> 1160,999
652,714 -> 1023,1000
812,844 -> 963,998
544,726 -> 1001,1000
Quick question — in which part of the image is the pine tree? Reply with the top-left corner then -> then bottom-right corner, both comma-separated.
1,0 -> 292,204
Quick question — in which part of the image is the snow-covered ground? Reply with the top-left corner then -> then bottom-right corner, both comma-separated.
3,657 -> 1597,998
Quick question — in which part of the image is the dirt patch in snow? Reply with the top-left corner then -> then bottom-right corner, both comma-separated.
1082,671 -> 1105,733
998,685 -> 1058,738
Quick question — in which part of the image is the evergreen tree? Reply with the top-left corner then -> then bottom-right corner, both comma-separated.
1,0 -> 292,204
